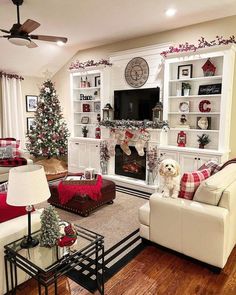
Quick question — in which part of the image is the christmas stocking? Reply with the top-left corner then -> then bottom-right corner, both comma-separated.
120,130 -> 134,155
135,129 -> 150,156
107,128 -> 119,157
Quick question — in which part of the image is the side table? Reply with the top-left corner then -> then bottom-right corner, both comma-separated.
4,224 -> 104,295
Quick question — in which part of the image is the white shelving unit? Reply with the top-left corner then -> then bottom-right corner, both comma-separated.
162,45 -> 236,172
70,69 -> 102,138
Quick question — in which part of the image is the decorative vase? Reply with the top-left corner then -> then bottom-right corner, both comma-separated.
101,161 -> 108,175
183,89 -> 190,96
146,170 -> 155,185
199,144 -> 205,149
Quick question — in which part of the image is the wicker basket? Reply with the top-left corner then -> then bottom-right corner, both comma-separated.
62,174 -> 98,185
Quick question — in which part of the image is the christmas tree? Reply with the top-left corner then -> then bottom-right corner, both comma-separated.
40,206 -> 61,248
26,79 -> 70,158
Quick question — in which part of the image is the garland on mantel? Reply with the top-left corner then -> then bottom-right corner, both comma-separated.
0,71 -> 24,80
69,59 -> 112,70
160,35 -> 236,57
99,119 -> 169,130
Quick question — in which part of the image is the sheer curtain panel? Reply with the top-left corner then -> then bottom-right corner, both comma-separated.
1,76 -> 25,147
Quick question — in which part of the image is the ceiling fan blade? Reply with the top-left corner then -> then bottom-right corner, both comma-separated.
30,34 -> 67,43
27,40 -> 38,48
0,29 -> 10,34
19,19 -> 40,34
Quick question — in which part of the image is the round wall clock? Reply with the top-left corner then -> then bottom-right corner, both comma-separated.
125,57 -> 149,88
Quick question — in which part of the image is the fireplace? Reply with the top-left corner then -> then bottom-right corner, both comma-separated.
115,145 -> 146,180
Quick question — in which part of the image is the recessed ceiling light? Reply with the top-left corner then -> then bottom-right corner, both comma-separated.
57,40 -> 65,46
165,8 -> 176,17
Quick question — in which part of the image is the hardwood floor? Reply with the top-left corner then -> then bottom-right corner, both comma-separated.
17,245 -> 236,295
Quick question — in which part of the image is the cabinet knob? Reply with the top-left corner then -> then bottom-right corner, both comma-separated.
194,157 -> 197,160
198,158 -> 200,160
160,153 -> 163,156
96,145 -> 98,147
75,143 -> 79,145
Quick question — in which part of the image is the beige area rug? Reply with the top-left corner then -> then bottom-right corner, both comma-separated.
39,192 -> 147,250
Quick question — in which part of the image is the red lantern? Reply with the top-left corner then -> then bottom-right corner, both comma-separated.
177,131 -> 186,147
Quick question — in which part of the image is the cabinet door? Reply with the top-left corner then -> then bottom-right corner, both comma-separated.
159,150 -> 178,161
68,140 -> 82,172
87,142 -> 101,173
179,153 -> 198,174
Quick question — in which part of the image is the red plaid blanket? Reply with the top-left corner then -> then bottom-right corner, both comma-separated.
0,157 -> 27,167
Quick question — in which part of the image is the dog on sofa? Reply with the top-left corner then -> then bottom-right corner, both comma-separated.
158,159 -> 180,198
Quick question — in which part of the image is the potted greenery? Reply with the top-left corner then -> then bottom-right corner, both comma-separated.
182,82 -> 191,96
82,126 -> 88,137
197,134 -> 210,149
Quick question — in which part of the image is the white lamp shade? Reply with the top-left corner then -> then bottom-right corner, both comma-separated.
7,164 -> 50,206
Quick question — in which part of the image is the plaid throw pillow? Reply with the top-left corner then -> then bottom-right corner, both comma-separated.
179,168 -> 211,200
0,139 -> 20,157
0,182 -> 8,192
198,159 -> 221,175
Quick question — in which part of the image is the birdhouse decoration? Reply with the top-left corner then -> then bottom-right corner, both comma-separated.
152,102 -> 163,122
202,59 -> 216,76
102,103 -> 113,120
177,131 -> 186,147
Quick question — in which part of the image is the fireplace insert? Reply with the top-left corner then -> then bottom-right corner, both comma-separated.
115,145 -> 146,180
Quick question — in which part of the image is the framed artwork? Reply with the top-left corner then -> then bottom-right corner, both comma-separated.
27,117 -> 36,131
81,116 -> 89,124
177,64 -> 193,79
197,117 -> 211,130
198,83 -> 222,95
94,101 -> 101,112
179,101 -> 190,113
26,95 -> 38,112
94,76 -> 101,87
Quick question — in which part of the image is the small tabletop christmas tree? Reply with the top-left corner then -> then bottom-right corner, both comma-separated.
40,205 -> 61,248
26,79 -> 70,159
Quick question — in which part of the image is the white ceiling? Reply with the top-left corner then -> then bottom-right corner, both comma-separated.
0,0 -> 236,77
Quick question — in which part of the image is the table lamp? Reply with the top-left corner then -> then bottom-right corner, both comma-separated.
7,164 -> 50,249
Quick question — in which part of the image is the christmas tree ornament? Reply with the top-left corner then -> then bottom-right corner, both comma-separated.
40,206 -> 61,248
58,223 -> 77,247
135,129 -> 150,156
120,130 -> 134,155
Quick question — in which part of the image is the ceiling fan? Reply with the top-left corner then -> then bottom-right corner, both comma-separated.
0,0 -> 68,48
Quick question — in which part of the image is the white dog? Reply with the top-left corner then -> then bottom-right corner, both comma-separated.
158,159 -> 180,199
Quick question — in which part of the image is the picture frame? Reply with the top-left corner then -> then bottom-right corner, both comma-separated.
27,117 -> 36,132
81,116 -> 89,124
26,95 -> 38,112
198,83 -> 222,95
197,117 -> 211,130
94,101 -> 101,112
94,76 -> 101,87
179,101 -> 190,113
177,64 -> 193,80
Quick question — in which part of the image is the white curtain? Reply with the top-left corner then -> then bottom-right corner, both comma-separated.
1,76 -> 25,147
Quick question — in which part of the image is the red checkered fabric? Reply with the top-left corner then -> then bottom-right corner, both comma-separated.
0,139 -> 20,157
198,160 -> 221,175
179,168 -> 211,200
0,157 -> 27,167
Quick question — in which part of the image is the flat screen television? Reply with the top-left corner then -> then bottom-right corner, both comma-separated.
114,87 -> 160,121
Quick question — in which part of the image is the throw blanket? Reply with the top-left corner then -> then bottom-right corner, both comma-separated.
58,175 -> 103,204
0,157 -> 27,167
219,158 -> 236,171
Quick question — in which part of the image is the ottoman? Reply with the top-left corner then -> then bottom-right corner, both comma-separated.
48,179 -> 116,217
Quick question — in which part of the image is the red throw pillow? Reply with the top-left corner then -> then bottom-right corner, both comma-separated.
179,168 -> 211,200
198,160 -> 221,175
0,192 -> 27,223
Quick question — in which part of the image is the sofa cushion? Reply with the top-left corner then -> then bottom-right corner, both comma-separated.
0,139 -> 20,157
139,202 -> 150,226
179,169 -> 211,200
198,159 -> 222,175
193,164 -> 236,205
0,192 -> 27,223
0,157 -> 27,167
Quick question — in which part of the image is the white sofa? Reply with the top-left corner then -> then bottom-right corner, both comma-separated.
0,210 -> 41,295
0,150 -> 33,182
139,167 -> 236,269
